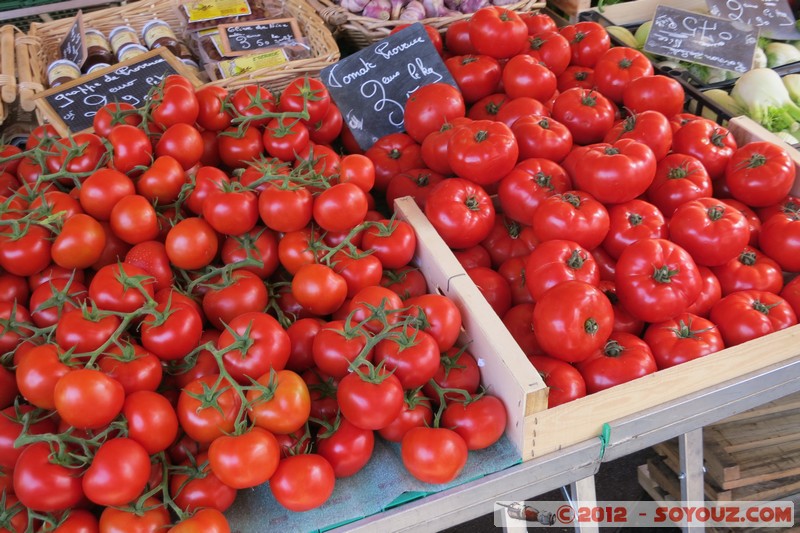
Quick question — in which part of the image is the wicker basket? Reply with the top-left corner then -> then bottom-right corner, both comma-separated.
306,0 -> 545,49
24,0 -> 340,111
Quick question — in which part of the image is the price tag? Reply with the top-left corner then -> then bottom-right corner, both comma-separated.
34,48 -> 201,136
219,19 -> 303,56
644,5 -> 758,73
320,23 -> 457,151
707,0 -> 800,40
59,11 -> 87,68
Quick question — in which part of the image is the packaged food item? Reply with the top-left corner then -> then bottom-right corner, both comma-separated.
117,43 -> 149,62
215,47 -> 288,78
142,19 -> 181,55
47,59 -> 81,87
179,0 -> 270,32
83,29 -> 114,72
109,25 -> 140,56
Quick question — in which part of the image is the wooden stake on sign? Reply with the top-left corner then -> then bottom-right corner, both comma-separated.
32,48 -> 202,137
218,18 -> 303,57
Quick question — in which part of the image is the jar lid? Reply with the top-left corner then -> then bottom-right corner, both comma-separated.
181,58 -> 200,69
84,28 -> 108,38
109,25 -> 137,39
47,58 -> 81,73
86,62 -> 111,73
141,19 -> 169,39
118,43 -> 148,54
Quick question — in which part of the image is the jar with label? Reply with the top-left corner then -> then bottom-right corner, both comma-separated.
142,20 -> 180,56
117,43 -> 148,62
181,58 -> 201,75
86,62 -> 111,74
47,59 -> 81,87
82,29 -> 114,72
109,25 -> 140,56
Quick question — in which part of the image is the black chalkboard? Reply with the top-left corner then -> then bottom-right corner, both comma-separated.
707,0 -> 800,40
59,11 -> 87,68
219,19 -> 302,56
320,23 -> 457,151
644,5 -> 758,73
38,49 -> 182,134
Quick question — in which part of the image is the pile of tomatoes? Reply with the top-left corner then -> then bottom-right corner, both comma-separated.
373,8 -> 800,408
0,70 -> 510,531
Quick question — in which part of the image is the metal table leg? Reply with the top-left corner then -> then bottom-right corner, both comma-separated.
679,429 -> 705,532
570,475 -> 600,533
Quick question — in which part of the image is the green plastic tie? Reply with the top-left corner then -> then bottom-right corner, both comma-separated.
598,423 -> 611,460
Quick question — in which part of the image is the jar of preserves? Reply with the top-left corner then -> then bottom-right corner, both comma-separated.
47,59 -> 81,87
82,29 -> 114,72
109,25 -> 140,56
142,20 -> 180,56
117,43 -> 148,62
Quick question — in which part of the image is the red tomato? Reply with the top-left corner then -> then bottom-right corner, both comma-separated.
495,96 -> 549,128
603,110 -> 673,161
425,178 -> 496,249
168,508 -> 230,533
337,367 -> 404,430
559,21 -> 610,67
218,125 -> 264,169
177,375 -> 242,443
523,30 -> 570,76
467,93 -> 509,121
292,264 -> 347,316
592,47 -> 654,104
446,54 -> 502,104
672,120 -> 738,181
615,239 -> 703,323
195,85 -> 232,131
551,87 -> 616,145
390,23 -> 443,54
524,239 -> 599,301
203,186 -> 259,237
99,497 -> 171,532
404,82 -> 466,144
445,19 -> 476,56
710,290 -> 797,347
54,369 -> 125,429
110,194 -> 159,245
668,198 -> 751,267
165,217 -> 219,270
646,153 -> 713,217
0,225 -> 52,277
230,85 -> 276,127
622,75 -> 685,118
401,427 -> 468,483
511,115 -> 573,163
13,442 -> 84,512
781,275 -> 800,316
532,190 -> 610,251
246,369 -> 310,434
379,391 -> 433,442
208,427 -> 280,489
107,125 -> 153,175
497,158 -> 571,224
374,327 -> 441,389
686,265 -> 723,318
502,54 -> 557,102
140,289 -> 203,361
468,6 -> 528,59
316,418 -> 375,478
270,454 -> 335,511
279,77 -> 331,124
576,332 -> 657,393
123,390 -> 179,454
760,209 -> 800,272
136,155 -> 186,204
603,199 -> 667,260
644,312 -> 725,369
500,257 -> 536,306
364,133 -> 424,191
405,293 -> 463,351
557,65 -> 595,91
480,216 -> 538,268
152,84 -> 199,128
381,266 -> 428,300
97,341 -> 162,394
725,141 -> 795,207
155,123 -> 203,170
83,438 -> 150,506
441,394 -> 507,450
217,311 -> 290,383
15,344 -> 70,409
169,452 -> 237,514
529,355 -> 586,407
79,168 -> 135,221
313,183 -> 368,233
567,139 -> 656,204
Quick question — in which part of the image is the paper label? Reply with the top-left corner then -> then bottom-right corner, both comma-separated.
183,0 -> 252,23
217,48 -> 287,77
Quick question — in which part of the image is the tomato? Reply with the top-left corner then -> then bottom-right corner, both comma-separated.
499,257 -> 535,306
244,370 -> 310,435
140,289 -> 203,361
107,125 -> 153,175
291,264 -> 347,317
496,159 -> 570,225
524,239 -> 598,301
208,427 -> 280,489
445,19 -> 476,55
622,75 -> 685,118
576,332 -> 657,393
196,85 -> 232,131
165,217 -> 219,270
218,125 -> 264,169
313,182 -> 368,233
0,405 -> 57,471
441,394 -> 506,450
123,390 -> 179,454
54,307 -> 120,355
646,153 -> 713,217
523,30 -> 570,76
467,93 -> 508,121
551,87 -> 616,145
230,85 -> 276,127
78,168 -> 135,221
532,190 -> 610,251
45,133 -> 104,176
673,120 -> 738,181
502,54 -> 557,102
401,427 -> 468,484
124,241 -> 174,292
725,141 -> 796,207
615,238 -> 703,323
364,133 -> 424,191
425,178 -> 496,249
0,144 -> 22,175
279,77 -> 331,124
685,265 -> 723,318
447,120 -> 519,186
557,65 -> 595,92
533,280 -> 613,363
386,168 -> 446,211
110,194 -> 159,245
13,442 -> 83,512
337,367 -> 404,430
0,225 -> 52,277
390,23 -> 443,55
644,312 -> 724,369
54,369 -> 124,429
405,293 -> 463,351
529,355 -> 586,407
168,508 -> 230,533
373,327 -> 440,389
760,207 -> 800,272
480,216 -> 537,268
593,47 -> 654,104
152,84 -> 199,128
203,186 -> 259,237
379,391 -> 433,442
99,496 -> 171,532
710,290 -> 797,347
569,139 -> 657,204
381,267 -> 428,300
604,110 -> 672,161
559,22 -> 610,66
89,262 -> 155,314
220,227 -> 279,280
270,454 -> 335,511
15,344 -> 70,409
494,97 -> 549,129
468,6 -> 528,59
603,199 -> 667,260
453,245 -> 492,270
308,103 -> 343,145
781,275 -> 800,316
98,341 -> 162,394
170,453 -> 237,514
91,102 -> 141,139
510,115 -> 572,163
260,116 -> 309,162
316,417 -> 375,478
178,375 -> 242,443
446,55 -> 502,104
216,311 -> 290,384
82,438 -> 150,506
669,198 -> 751,267
0,301 -> 33,355
404,82 -> 466,144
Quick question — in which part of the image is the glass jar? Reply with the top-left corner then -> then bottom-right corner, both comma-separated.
109,25 -> 140,56
82,29 -> 114,72
117,43 -> 149,62
142,19 -> 180,56
47,59 -> 81,87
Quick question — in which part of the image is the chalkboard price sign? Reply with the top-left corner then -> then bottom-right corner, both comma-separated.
59,11 -> 87,68
34,48 -> 200,136
644,5 -> 758,73
321,23 -> 457,151
706,0 -> 800,40
219,18 -> 303,56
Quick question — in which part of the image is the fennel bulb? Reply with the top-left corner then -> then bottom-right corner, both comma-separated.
731,68 -> 800,132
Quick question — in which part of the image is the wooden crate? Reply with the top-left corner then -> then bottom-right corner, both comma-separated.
397,115 -> 800,462
547,0 -> 591,23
